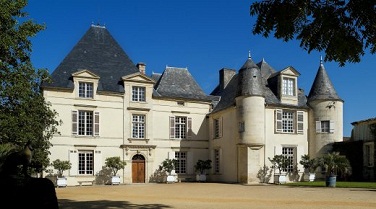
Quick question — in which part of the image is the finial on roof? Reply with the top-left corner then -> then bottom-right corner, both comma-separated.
320,55 -> 323,65
262,58 -> 265,62
248,50 -> 251,59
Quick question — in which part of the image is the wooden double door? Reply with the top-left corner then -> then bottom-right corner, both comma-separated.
132,154 -> 145,183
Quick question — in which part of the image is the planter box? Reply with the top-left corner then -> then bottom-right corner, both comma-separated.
166,175 -> 176,183
57,177 -> 67,187
196,174 -> 207,182
274,173 -> 286,184
303,173 -> 316,182
111,176 -> 121,185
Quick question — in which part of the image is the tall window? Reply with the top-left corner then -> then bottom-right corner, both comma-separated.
364,144 -> 374,167
72,110 -> 99,136
214,118 -> 222,138
78,151 -> 94,175
79,82 -> 93,98
282,77 -> 295,96
214,149 -> 220,173
79,111 -> 93,135
132,86 -> 145,102
132,114 -> 145,138
282,147 -> 295,173
175,117 -> 186,139
282,111 -> 294,133
175,152 -> 186,174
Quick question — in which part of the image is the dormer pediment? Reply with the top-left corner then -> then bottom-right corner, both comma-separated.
122,72 -> 155,84
72,69 -> 100,79
280,66 -> 300,77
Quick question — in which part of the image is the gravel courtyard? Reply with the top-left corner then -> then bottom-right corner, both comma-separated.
56,182 -> 376,209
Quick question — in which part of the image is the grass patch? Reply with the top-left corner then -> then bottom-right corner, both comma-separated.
285,181 -> 376,189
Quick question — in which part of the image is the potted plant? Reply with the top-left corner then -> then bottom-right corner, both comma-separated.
159,158 -> 177,183
317,152 -> 351,187
299,154 -> 318,182
269,155 -> 289,184
194,159 -> 212,182
51,159 -> 71,187
105,156 -> 127,185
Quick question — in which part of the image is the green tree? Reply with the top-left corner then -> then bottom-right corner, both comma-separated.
250,0 -> 375,66
51,159 -> 71,177
0,0 -> 60,175
105,156 -> 127,176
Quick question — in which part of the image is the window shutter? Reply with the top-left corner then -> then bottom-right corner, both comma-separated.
187,117 -> 192,139
275,109 -> 282,133
329,121 -> 335,133
297,111 -> 304,134
170,117 -> 175,139
94,112 -> 100,136
316,121 -> 321,133
219,117 -> 223,137
69,150 -> 78,176
72,110 -> 78,135
94,150 -> 102,175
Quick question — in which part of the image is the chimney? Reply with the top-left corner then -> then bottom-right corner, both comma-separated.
220,68 -> 236,90
137,62 -> 146,74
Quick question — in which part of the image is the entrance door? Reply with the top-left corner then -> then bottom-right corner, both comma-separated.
132,154 -> 145,183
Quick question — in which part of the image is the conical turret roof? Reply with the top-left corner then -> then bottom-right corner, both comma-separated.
237,57 -> 264,97
308,61 -> 341,102
42,24 -> 139,93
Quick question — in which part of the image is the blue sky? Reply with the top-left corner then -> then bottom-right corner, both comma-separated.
26,0 -> 376,137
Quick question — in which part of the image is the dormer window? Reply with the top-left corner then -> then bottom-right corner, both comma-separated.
132,86 -> 146,102
79,82 -> 93,98
282,77 -> 295,96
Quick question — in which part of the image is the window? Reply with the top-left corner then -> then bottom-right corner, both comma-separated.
72,110 -> 99,136
282,147 -> 296,173
315,120 -> 334,133
282,77 -> 295,96
78,82 -> 93,98
275,110 -> 304,134
214,118 -> 222,138
132,86 -> 145,102
175,152 -> 186,174
364,143 -> 374,167
214,149 -> 220,173
132,114 -> 145,138
238,122 -> 245,133
78,151 -> 94,175
170,116 -> 192,139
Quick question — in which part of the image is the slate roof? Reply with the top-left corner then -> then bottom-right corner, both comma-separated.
152,67 -> 211,101
307,62 -> 342,102
42,25 -> 139,93
210,57 -> 311,113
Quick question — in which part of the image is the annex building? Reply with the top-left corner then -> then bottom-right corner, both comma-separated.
42,25 -> 344,186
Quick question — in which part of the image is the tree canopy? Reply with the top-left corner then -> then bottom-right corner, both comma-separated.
250,0 -> 376,66
0,0 -> 60,175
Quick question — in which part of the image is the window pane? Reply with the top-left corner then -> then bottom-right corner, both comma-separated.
282,147 -> 295,172
282,78 -> 294,96
132,86 -> 146,102
175,117 -> 187,139
282,111 -> 294,133
78,151 -> 94,175
78,111 -> 93,136
321,121 -> 330,133
175,152 -> 186,174
132,114 -> 145,138
79,82 -> 93,98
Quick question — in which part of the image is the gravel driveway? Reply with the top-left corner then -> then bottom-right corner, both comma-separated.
56,182 -> 376,209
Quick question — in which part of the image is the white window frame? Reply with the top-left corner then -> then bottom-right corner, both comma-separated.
275,109 -> 304,134
78,82 -> 93,98
170,116 -> 192,139
315,120 -> 335,133
132,114 -> 145,138
214,117 -> 222,138
282,77 -> 295,96
175,152 -> 187,174
282,147 -> 296,173
78,150 -> 94,175
214,149 -> 220,173
132,86 -> 146,102
72,110 -> 99,136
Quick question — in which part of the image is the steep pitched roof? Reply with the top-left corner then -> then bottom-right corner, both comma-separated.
307,62 -> 342,102
42,24 -> 139,93
153,67 -> 210,101
237,57 -> 264,97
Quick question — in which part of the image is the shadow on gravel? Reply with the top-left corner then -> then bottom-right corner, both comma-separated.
58,199 -> 172,209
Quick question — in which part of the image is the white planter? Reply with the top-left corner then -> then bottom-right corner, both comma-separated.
166,175 -> 176,183
196,174 -> 207,182
111,176 -> 121,185
57,177 -> 67,187
274,173 -> 286,184
303,173 -> 316,182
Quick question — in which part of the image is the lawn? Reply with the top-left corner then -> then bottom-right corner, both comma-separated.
285,181 -> 376,189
